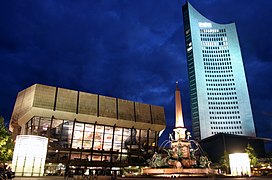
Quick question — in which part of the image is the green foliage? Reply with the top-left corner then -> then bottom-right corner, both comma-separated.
245,143 -> 258,167
0,116 -> 14,164
219,151 -> 229,173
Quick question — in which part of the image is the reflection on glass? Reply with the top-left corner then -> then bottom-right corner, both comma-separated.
113,128 -> 122,150
25,116 -> 159,166
149,130 -> 156,146
38,117 -> 51,137
49,119 -> 63,149
103,126 -> 113,150
93,125 -> 104,150
61,120 -> 72,148
141,130 -> 147,145
31,117 -> 39,135
72,123 -> 84,149
83,124 -> 93,149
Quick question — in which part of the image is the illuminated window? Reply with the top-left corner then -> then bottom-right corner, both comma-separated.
72,123 -> 84,149
187,46 -> 192,52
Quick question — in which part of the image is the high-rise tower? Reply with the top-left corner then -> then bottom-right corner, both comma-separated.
182,2 -> 256,140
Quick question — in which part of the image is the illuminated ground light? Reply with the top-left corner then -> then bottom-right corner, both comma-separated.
12,135 -> 48,176
229,153 -> 251,176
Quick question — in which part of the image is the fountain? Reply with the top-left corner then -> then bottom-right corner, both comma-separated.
142,82 -> 218,177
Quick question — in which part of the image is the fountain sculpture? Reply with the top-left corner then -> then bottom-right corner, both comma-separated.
143,82 -> 217,177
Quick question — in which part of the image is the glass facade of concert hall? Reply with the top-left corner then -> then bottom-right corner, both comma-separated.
25,116 -> 157,165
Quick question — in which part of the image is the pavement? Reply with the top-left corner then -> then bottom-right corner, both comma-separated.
14,177 -> 64,180
13,176 -> 272,180
14,175 -> 112,180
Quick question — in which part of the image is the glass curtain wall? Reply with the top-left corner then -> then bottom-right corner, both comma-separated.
25,116 -> 157,164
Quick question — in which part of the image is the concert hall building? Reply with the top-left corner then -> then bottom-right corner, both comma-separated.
9,84 -> 165,176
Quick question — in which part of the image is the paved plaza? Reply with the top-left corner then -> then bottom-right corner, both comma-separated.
13,176 -> 272,180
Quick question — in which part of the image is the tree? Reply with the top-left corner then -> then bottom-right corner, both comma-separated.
0,116 -> 14,165
220,150 -> 230,174
245,143 -> 258,167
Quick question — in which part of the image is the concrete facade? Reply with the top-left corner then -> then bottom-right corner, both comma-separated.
10,84 -> 165,137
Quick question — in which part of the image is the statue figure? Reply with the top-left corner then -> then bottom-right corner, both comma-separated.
186,131 -> 191,140
199,156 -> 210,168
147,152 -> 169,168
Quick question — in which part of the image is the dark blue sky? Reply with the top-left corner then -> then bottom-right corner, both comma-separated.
0,0 -> 271,149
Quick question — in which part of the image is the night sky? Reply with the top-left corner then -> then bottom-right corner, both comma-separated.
0,1 -> 271,150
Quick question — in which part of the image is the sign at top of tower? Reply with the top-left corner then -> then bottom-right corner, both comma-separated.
198,22 -> 212,28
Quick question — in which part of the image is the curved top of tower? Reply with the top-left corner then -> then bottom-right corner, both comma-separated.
184,2 -> 235,28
